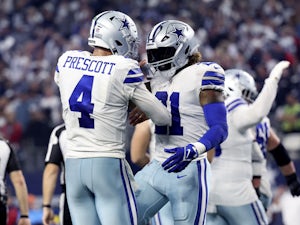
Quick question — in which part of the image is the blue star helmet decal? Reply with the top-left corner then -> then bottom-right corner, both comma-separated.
121,18 -> 130,29
173,28 -> 184,38
235,73 -> 241,78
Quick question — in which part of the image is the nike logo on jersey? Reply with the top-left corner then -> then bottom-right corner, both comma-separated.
177,174 -> 187,179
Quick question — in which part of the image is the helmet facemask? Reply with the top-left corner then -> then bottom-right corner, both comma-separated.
146,20 -> 199,79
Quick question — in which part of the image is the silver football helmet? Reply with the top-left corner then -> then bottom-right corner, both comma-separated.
224,69 -> 258,102
88,11 -> 139,59
146,20 -> 199,78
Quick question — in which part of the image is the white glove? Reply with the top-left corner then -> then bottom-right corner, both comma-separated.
268,60 -> 290,81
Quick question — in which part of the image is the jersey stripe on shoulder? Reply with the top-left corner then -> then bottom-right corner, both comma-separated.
202,71 -> 224,85
201,71 -> 225,91
124,67 -> 144,84
226,98 -> 247,112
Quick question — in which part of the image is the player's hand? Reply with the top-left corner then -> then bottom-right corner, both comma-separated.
162,144 -> 198,173
285,173 -> 300,196
129,106 -> 148,126
268,60 -> 290,81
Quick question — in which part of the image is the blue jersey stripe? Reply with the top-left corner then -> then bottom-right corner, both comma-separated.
203,71 -> 225,81
127,68 -> 142,75
119,160 -> 137,225
124,75 -> 144,84
226,98 -> 246,107
202,79 -> 224,86
226,100 -> 247,112
56,65 -> 59,73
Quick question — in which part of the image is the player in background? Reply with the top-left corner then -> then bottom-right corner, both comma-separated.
134,19 -> 228,225
42,124 -> 72,225
0,138 -> 31,225
54,10 -> 171,225
206,62 -> 290,225
254,104 -> 300,211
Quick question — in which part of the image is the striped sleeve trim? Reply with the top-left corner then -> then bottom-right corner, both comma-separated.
124,68 -> 144,84
201,71 -> 225,90
226,98 -> 247,112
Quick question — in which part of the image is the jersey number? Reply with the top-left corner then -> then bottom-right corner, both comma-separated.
69,75 -> 95,128
155,91 -> 183,135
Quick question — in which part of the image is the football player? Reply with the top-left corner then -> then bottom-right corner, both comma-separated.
206,62 -> 290,225
54,11 -> 171,225
134,19 -> 228,225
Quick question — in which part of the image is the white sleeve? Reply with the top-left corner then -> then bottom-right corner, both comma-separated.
232,77 -> 279,131
131,84 -> 171,126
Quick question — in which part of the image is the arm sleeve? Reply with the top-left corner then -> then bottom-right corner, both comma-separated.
131,84 -> 171,126
233,78 -> 279,131
198,102 -> 228,151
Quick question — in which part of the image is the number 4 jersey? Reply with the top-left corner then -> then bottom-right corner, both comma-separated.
55,50 -> 170,159
151,62 -> 225,163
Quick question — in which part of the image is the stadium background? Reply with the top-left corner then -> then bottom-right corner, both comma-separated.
1,0 -> 300,224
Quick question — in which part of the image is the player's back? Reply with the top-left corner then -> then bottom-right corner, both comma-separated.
152,62 -> 224,162
55,50 -> 143,159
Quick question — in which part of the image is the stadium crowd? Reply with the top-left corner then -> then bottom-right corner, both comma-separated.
1,0 -> 300,224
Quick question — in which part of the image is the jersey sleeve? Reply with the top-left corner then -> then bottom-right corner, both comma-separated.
118,58 -> 145,99
198,62 -> 225,92
6,143 -> 20,173
45,126 -> 64,166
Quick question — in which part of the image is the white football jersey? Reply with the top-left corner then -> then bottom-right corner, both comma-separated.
55,50 -> 169,159
151,62 -> 225,162
209,96 -> 259,206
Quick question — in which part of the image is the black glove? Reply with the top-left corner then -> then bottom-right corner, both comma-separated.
285,173 -> 300,196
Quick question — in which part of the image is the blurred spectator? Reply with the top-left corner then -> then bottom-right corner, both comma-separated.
275,90 -> 300,133
0,107 -> 23,151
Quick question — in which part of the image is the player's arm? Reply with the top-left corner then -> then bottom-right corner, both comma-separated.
131,84 -> 171,126
130,120 -> 151,167
267,129 -> 300,196
163,63 -> 228,172
233,61 -> 290,130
